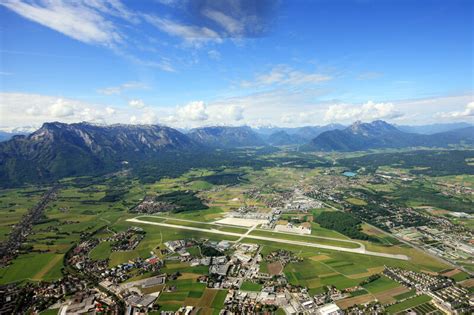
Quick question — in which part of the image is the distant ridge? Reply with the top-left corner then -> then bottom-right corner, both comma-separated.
397,122 -> 473,134
309,120 -> 474,151
188,126 -> 266,148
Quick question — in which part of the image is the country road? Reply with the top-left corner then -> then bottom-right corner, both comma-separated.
126,217 -> 409,260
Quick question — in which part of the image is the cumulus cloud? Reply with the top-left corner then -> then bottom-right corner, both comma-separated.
177,101 -> 209,121
3,91 -> 473,131
128,99 -> 145,109
129,107 -> 160,124
105,106 -> 116,115
436,102 -> 474,119
0,93 -> 119,130
324,101 -> 403,123
26,105 -> 42,116
224,105 -> 244,121
49,99 -> 75,117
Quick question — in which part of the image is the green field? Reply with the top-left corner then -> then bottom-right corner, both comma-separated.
211,290 -> 228,309
158,279 -> 207,302
240,281 -> 263,291
363,276 -> 400,294
249,229 -> 361,249
0,187 -> 47,241
89,241 -> 112,260
448,270 -> 471,282
394,290 -> 416,301
0,253 -> 63,284
386,295 -> 432,314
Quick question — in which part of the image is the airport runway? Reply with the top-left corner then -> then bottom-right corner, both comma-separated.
126,217 -> 409,260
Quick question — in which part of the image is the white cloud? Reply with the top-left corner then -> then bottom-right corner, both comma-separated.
97,81 -> 148,95
0,1 -> 177,72
49,99 -> 75,117
2,92 -> 473,131
26,105 -> 42,116
128,99 -> 145,109
177,101 -> 209,121
202,9 -> 245,36
105,106 -> 116,115
144,15 -> 222,47
0,0 -> 126,47
0,93 -> 120,129
129,107 -> 160,124
241,65 -> 332,88
0,0 -> 277,75
324,101 -> 403,123
436,102 -> 474,119
224,105 -> 244,121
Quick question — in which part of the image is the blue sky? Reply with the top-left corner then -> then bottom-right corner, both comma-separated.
0,0 -> 473,130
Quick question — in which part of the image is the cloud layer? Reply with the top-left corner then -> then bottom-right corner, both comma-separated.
324,101 -> 403,123
2,92 -> 472,132
436,102 -> 474,119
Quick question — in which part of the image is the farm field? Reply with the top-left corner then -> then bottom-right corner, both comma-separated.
0,187 -> 47,241
0,252 -> 63,284
0,157 -> 467,314
0,167 -> 451,289
385,295 -> 432,314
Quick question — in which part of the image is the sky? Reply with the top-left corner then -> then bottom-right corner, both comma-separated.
0,0 -> 473,131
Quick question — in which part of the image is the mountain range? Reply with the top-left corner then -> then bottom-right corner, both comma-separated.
309,120 -> 474,151
0,120 -> 473,186
0,122 -> 196,186
188,126 -> 266,148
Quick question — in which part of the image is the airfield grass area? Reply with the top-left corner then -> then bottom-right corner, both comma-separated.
249,229 -> 361,249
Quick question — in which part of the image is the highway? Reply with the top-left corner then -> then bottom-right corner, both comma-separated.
126,217 -> 409,260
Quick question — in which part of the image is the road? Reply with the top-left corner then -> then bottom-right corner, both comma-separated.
126,217 -> 409,260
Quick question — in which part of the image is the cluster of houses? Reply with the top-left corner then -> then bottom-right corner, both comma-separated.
383,266 -> 471,313
221,287 -> 343,315
101,226 -> 146,252
0,274 -> 116,314
132,196 -> 177,214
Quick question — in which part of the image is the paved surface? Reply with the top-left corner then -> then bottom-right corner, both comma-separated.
136,215 -> 363,247
127,217 -> 409,260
